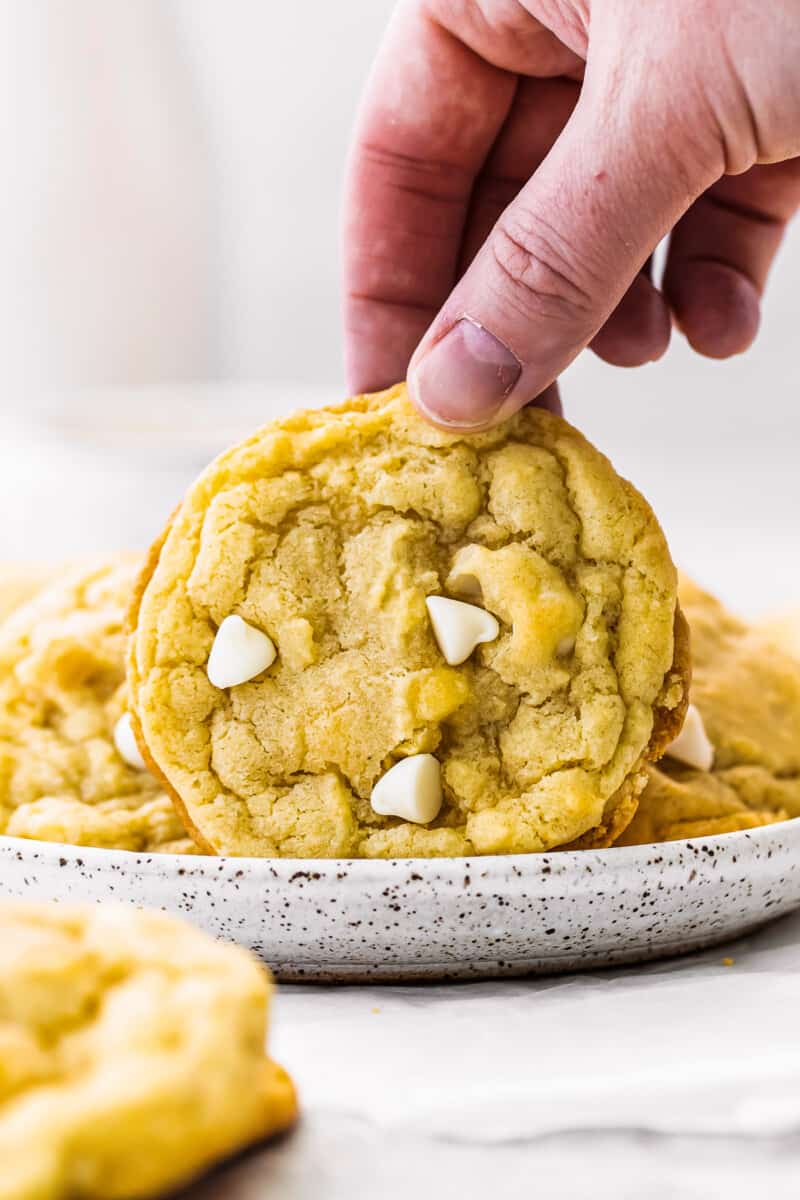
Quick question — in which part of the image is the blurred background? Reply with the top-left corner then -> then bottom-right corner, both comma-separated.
0,0 -> 797,617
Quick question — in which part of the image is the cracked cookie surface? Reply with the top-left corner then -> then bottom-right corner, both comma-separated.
0,902 -> 296,1200
619,577 -> 800,845
129,385 -> 687,857
0,559 -> 195,852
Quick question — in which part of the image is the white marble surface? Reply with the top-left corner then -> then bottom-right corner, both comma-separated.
180,909 -> 800,1199
3,380 -> 799,1196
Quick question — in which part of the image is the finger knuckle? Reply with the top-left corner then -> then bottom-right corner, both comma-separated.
490,214 -> 599,328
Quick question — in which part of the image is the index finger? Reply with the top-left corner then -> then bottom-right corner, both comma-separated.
341,1 -> 515,394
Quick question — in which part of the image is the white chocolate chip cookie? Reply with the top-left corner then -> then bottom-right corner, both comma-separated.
619,577 -> 800,845
0,902 -> 296,1200
0,559 -> 195,853
129,384 -> 688,858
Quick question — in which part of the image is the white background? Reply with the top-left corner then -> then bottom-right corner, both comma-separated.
0,0 -> 396,389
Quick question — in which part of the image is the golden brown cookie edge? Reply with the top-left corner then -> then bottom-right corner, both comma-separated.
126,512 -> 217,855
647,602 -> 692,762
566,603 -> 691,849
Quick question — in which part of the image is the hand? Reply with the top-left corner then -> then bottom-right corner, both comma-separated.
342,0 -> 800,428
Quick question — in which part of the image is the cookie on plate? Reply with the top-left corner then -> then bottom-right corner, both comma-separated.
618,577 -> 800,845
0,902 -> 296,1200
128,384 -> 688,858
0,559 -> 195,853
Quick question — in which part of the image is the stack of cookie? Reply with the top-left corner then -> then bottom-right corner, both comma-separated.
621,577 -> 800,844
0,562 -> 298,1197
1,384 -> 798,859
0,558 -> 196,854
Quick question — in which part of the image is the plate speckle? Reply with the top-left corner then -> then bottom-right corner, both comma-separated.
2,823 -> 799,982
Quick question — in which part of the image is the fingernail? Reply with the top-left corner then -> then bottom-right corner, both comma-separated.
409,317 -> 522,428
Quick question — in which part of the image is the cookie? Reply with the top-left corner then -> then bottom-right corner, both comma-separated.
0,563 -> 62,626
759,607 -> 800,663
0,559 -> 195,853
0,902 -> 296,1200
618,577 -> 800,845
128,384 -> 688,858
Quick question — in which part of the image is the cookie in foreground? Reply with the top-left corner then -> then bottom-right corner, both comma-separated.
618,577 -> 800,845
0,558 -> 195,853
129,384 -> 688,857
0,902 -> 296,1200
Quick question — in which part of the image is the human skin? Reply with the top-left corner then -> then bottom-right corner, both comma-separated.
342,0 -> 800,428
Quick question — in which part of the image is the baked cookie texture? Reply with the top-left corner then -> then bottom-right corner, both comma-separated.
759,607 -> 800,663
0,559 -> 195,853
129,384 -> 687,858
0,563 -> 62,626
0,903 -> 296,1200
619,577 -> 800,845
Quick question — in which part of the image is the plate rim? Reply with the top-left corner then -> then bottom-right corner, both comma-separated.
1,817 -> 797,878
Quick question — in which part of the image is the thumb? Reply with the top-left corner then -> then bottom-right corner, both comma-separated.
407,76 -> 722,429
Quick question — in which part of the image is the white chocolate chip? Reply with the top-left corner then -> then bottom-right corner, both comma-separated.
665,703 -> 714,771
114,713 -> 146,771
207,615 -> 276,689
425,595 -> 499,666
556,635 -> 576,658
370,754 -> 443,824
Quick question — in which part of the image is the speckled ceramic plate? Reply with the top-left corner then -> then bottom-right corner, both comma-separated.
2,821 -> 799,981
